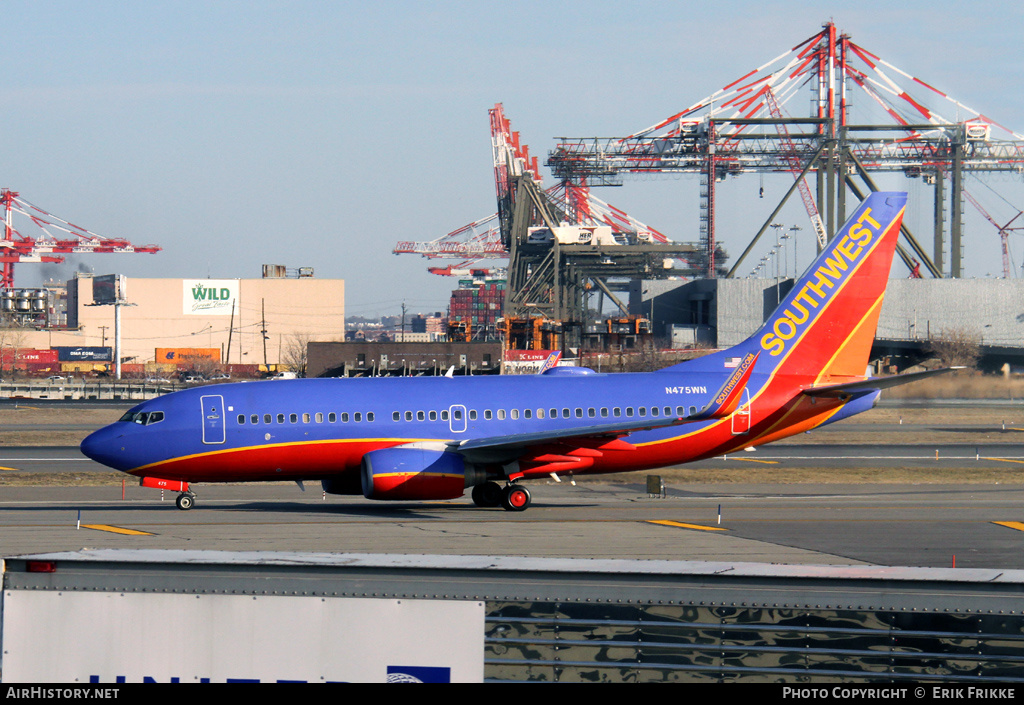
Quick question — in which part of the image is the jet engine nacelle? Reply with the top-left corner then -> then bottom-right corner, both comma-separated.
361,447 -> 476,501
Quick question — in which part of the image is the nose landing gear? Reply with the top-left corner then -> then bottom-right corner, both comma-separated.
175,492 -> 196,510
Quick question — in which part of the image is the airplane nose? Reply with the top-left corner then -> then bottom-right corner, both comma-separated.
80,425 -> 130,471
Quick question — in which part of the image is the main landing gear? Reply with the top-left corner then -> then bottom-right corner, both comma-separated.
471,481 -> 531,512
175,491 -> 196,510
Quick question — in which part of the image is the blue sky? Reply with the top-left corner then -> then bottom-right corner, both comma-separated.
2,1 -> 1022,319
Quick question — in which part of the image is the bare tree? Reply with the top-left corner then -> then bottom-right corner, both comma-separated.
927,327 -> 982,369
0,317 -> 27,380
281,333 -> 312,377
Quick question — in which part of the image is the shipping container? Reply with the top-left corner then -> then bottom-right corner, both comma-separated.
144,363 -> 179,374
0,348 -> 59,364
19,348 -> 59,360
19,362 -> 62,375
504,350 -> 558,362
54,346 -> 113,362
61,362 -> 110,373
155,348 -> 221,364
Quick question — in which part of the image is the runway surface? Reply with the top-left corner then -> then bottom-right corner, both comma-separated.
2,471 -> 1023,570
2,402 -> 1023,570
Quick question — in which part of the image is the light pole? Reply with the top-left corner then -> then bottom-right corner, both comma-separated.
789,225 -> 803,276
86,275 -> 133,380
769,223 -> 784,266
769,222 -> 785,297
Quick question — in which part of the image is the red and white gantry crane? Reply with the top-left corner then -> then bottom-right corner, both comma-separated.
0,189 -> 161,290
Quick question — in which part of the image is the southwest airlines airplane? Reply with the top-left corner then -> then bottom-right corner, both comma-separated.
82,191 -> 947,511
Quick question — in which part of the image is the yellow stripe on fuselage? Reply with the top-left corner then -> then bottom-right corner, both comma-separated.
130,437 -> 440,474
372,471 -> 462,480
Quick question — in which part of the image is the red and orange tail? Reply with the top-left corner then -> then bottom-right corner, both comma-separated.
749,191 -> 906,384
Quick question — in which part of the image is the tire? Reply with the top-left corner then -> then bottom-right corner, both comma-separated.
471,482 -> 503,507
176,493 -> 194,511
502,485 -> 531,512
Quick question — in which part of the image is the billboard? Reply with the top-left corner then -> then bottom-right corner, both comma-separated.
92,274 -> 125,304
183,279 -> 239,316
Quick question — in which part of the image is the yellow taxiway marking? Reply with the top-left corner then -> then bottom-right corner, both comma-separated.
0,466 -> 21,472
729,457 -> 779,465
81,524 -> 153,536
993,521 -> 1024,532
982,457 -> 1024,465
648,520 -> 728,532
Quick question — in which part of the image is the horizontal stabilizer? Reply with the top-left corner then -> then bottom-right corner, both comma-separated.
801,367 -> 962,397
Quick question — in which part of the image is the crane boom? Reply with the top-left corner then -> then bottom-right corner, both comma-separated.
0,189 -> 160,289
764,89 -> 829,248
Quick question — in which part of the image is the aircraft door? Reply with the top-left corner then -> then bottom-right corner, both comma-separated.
449,404 -> 467,433
201,394 -> 226,444
731,389 -> 751,435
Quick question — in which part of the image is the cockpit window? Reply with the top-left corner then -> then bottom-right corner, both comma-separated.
118,410 -> 165,426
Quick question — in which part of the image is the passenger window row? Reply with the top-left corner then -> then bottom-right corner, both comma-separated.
389,405 -> 697,422
236,411 -> 375,425
237,405 -> 701,427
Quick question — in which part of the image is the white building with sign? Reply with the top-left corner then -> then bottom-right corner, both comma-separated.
17,273 -> 346,370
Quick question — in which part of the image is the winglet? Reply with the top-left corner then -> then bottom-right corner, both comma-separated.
692,351 -> 759,419
537,350 -> 562,374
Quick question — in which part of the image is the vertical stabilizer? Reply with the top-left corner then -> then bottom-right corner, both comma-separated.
750,191 -> 906,382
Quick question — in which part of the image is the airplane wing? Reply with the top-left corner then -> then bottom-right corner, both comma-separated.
447,414 -> 688,455
448,352 -> 760,460
801,367 -> 962,398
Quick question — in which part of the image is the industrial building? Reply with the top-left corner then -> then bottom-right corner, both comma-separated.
0,187 -> 346,378
308,341 -> 500,378
634,277 -> 1024,372
6,272 -> 344,375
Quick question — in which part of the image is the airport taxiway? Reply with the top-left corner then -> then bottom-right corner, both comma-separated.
1,476 -> 1022,570
2,402 -> 1023,570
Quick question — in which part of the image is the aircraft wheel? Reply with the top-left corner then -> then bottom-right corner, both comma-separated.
471,482 -> 503,508
502,485 -> 531,512
175,493 -> 195,511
